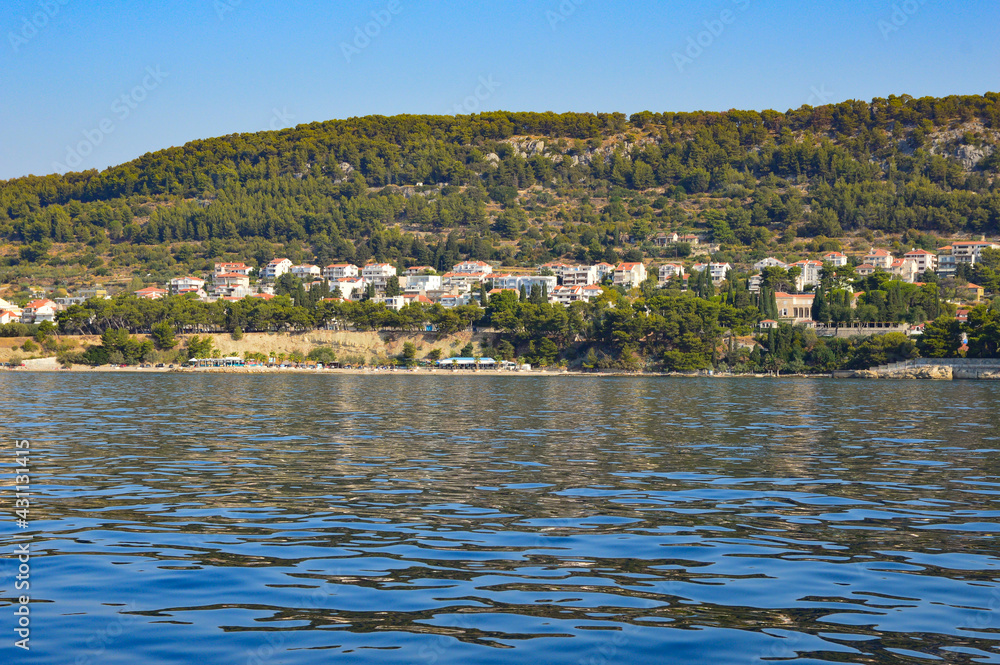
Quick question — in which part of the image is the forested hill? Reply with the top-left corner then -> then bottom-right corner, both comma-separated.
2,94 -> 1000,282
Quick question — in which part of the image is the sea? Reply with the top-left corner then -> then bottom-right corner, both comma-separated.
1,373 -> 999,664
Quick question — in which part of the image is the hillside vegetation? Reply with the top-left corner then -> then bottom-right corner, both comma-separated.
1,94 -> 999,289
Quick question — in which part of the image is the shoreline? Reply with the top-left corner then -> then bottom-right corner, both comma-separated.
0,363 -> 831,378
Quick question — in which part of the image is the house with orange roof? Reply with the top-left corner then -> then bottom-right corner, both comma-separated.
889,257 -> 919,283
452,260 -> 493,275
822,251 -> 848,267
362,263 -> 397,290
774,292 -> 815,323
134,287 -> 167,300
613,262 -> 647,288
214,262 -> 253,276
658,263 -> 684,284
263,257 -> 292,280
961,283 -> 984,303
291,264 -> 321,279
169,276 -> 206,295
323,263 -> 359,280
863,248 -> 893,269
791,260 -> 823,290
903,249 -> 937,273
20,299 -> 60,324
333,276 -> 365,300
442,271 -> 488,292
402,293 -> 433,306
951,240 -> 999,266
593,262 -> 617,280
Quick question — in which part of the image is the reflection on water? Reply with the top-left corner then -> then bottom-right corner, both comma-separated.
1,374 -> 999,664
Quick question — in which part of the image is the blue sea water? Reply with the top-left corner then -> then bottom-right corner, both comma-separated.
1,373 -> 999,664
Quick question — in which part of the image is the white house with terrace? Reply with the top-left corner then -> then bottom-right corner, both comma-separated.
658,263 -> 684,284
561,265 -> 598,286
361,263 -> 397,290
404,274 -> 442,292
690,262 -> 732,284
169,276 -> 206,295
291,264 -> 321,279
903,249 -> 937,274
214,262 -> 253,276
452,260 -> 493,275
613,262 -> 647,288
753,257 -> 789,271
492,274 -> 559,294
323,263 -> 359,280
550,284 -> 603,305
263,258 -> 292,280
333,277 -> 365,300
822,252 -> 848,267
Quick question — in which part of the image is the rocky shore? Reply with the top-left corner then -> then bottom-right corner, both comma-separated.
843,365 -> 955,380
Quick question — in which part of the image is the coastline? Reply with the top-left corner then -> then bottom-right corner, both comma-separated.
1,362 -> 826,378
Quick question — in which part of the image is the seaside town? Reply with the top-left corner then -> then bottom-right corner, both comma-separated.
1,232 -> 997,376
4,236 -> 995,332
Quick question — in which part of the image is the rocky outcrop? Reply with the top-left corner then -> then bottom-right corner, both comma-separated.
846,365 -> 952,379
503,135 -> 658,166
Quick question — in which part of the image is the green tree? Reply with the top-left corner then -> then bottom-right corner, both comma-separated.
151,321 -> 178,350
400,341 -> 417,365
385,275 -> 401,297
918,316 -> 963,358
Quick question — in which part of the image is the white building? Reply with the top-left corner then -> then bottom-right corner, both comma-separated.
594,262 -> 616,281
863,248 -> 893,269
452,260 -> 493,275
791,260 -> 823,291
333,277 -> 366,300
263,258 -> 292,280
613,262 -> 647,288
690,262 -> 732,284
405,266 -> 435,276
890,258 -> 919,283
550,284 -> 603,305
903,249 -> 937,274
950,241 -> 999,266
405,274 -> 442,292
169,276 -> 206,295
538,262 -> 572,278
291,264 -> 321,279
442,272 -> 489,292
753,257 -> 789,271
822,252 -> 848,267
658,264 -> 684,283
20,299 -> 59,324
214,262 -> 253,276
492,274 -> 559,294
361,263 -> 398,290
439,293 -> 473,308
561,265 -> 598,286
323,263 -> 359,280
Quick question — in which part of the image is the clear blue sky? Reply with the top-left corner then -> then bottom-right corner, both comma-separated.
2,0 -> 998,180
